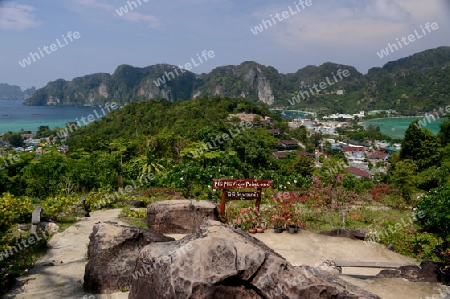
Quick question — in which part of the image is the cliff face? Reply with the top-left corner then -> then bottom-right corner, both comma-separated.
23,60 -> 357,107
22,46 -> 450,114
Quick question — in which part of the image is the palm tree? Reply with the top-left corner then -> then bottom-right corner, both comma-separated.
139,141 -> 164,180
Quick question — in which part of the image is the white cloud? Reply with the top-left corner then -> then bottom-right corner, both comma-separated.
121,11 -> 159,28
396,0 -> 445,24
69,0 -> 159,28
254,0 -> 446,51
364,0 -> 410,22
71,0 -> 114,10
0,2 -> 42,31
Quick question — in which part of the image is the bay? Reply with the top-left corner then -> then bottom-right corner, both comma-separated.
0,100 -> 108,134
363,117 -> 444,139
270,109 -> 314,119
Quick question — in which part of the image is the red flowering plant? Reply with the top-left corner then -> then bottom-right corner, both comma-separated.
270,214 -> 287,228
369,183 -> 402,207
234,207 -> 259,230
370,184 -> 391,201
269,191 -> 305,229
220,202 -> 263,231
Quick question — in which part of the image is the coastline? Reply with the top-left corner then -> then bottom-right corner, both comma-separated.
0,100 -> 106,135
362,116 -> 423,122
361,116 -> 443,139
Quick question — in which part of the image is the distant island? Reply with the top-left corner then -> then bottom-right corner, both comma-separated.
0,83 -> 36,101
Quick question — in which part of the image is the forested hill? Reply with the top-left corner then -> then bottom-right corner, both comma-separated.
25,46 -> 450,114
66,97 -> 278,153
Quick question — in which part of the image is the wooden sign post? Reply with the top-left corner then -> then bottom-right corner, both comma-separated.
213,179 -> 272,220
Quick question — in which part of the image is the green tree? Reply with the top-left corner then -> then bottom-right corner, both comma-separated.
35,126 -> 53,138
20,152 -> 69,198
438,117 -> 450,147
229,128 -> 278,176
284,154 -> 315,177
416,185 -> 450,238
4,132 -> 23,147
400,120 -> 441,171
391,159 -> 418,203
292,126 -> 308,143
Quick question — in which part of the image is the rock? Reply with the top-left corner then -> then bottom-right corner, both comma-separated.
319,228 -> 366,240
40,222 -> 60,234
147,199 -> 219,233
387,244 -> 395,251
83,221 -> 175,294
66,197 -> 90,217
40,216 -> 53,222
314,260 -> 343,276
31,206 -> 43,233
376,260 -> 439,283
120,200 -> 146,208
303,265 -> 382,299
76,208 -> 89,217
31,206 -> 43,225
43,260 -> 64,267
16,223 -> 31,232
129,220 -> 381,299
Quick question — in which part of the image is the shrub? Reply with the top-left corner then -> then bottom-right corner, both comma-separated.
415,185 -> 450,237
40,195 -> 79,219
85,192 -> 117,211
0,193 -> 32,233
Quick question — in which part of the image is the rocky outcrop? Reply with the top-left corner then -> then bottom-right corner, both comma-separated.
98,83 -> 109,98
129,220 -> 381,299
147,200 -> 218,234
376,260 -> 439,283
319,228 -> 366,240
257,75 -> 274,105
83,221 -> 174,294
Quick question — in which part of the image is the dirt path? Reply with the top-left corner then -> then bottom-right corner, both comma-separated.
2,209 -> 130,299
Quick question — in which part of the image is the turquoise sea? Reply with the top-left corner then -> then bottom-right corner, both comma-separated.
0,100 -> 108,134
363,117 -> 445,139
1,101 -> 445,140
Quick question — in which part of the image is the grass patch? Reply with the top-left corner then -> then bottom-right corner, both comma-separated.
123,217 -> 148,230
119,206 -> 148,229
56,216 -> 78,232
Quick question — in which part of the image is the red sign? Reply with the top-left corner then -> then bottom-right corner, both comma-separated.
226,191 -> 261,200
213,179 -> 272,189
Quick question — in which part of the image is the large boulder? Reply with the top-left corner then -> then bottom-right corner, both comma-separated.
147,199 -> 219,233
83,221 -> 175,294
129,220 -> 381,299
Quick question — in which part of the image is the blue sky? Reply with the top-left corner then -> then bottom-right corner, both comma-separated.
0,0 -> 449,90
